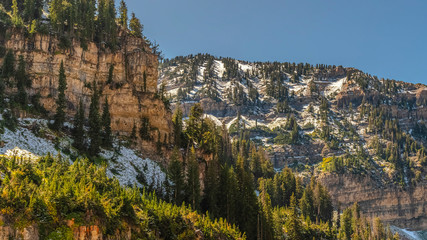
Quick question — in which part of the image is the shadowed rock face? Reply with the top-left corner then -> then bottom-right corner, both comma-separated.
1,30 -> 173,146
319,173 -> 427,231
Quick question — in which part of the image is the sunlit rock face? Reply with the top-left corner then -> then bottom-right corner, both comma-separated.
1,30 -> 173,147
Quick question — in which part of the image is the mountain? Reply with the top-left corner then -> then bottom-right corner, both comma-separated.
159,53 -> 427,231
0,0 -> 425,239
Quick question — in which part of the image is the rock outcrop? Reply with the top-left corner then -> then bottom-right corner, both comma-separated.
319,173 -> 427,231
0,29 -> 173,146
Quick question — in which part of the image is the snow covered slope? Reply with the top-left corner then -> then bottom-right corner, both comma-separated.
0,115 -> 166,189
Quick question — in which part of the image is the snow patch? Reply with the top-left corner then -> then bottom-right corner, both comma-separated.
103,146 -> 166,189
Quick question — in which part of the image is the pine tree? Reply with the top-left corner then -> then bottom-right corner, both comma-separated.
201,157 -> 219,216
118,0 -> 128,29
186,103 -> 204,144
143,71 -> 147,92
139,116 -> 151,140
73,99 -> 85,151
107,65 -> 114,85
185,146 -> 200,210
169,147 -> 184,205
285,193 -> 304,240
88,81 -> 101,156
11,0 -> 23,27
129,12 -> 143,37
130,121 -> 137,142
172,102 -> 184,147
53,61 -> 67,130
101,97 -> 112,148
0,76 -> 4,106
15,55 -> 30,107
2,50 -> 15,80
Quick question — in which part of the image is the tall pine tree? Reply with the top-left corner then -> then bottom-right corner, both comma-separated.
101,97 -> 112,148
15,55 -> 30,107
118,0 -> 128,29
185,146 -> 200,210
53,60 -> 67,130
168,147 -> 184,205
73,99 -> 85,151
88,81 -> 101,156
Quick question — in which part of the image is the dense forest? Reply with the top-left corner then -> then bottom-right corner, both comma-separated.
0,0 -> 406,239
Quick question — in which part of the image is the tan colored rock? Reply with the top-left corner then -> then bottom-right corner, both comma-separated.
0,30 -> 173,150
319,173 -> 427,230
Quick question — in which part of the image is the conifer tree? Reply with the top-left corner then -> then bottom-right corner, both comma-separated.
15,55 -> 30,107
130,121 -> 137,142
11,0 -> 23,27
118,0 -> 128,29
53,61 -> 67,130
169,147 -> 184,205
129,12 -> 143,37
201,157 -> 219,216
101,97 -> 112,148
2,50 -> 15,80
143,71 -> 147,92
285,193 -> 304,240
186,103 -> 204,144
217,164 -> 238,223
0,76 -> 4,106
185,146 -> 200,210
73,99 -> 85,151
88,81 -> 101,156
172,102 -> 184,147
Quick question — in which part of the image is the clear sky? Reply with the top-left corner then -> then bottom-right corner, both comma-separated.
120,0 -> 427,84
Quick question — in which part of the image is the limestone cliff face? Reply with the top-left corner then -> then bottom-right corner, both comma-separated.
1,30 -> 173,145
319,173 -> 427,230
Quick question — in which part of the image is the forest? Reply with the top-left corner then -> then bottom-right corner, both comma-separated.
0,0 -> 405,239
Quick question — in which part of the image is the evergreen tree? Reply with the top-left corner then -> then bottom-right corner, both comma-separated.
172,102 -> 184,147
73,99 -> 85,151
130,121 -> 137,142
139,116 -> 151,140
118,0 -> 128,29
53,61 -> 67,130
285,193 -> 304,240
201,157 -> 219,216
168,147 -> 184,205
107,65 -> 114,85
2,50 -> 15,80
217,164 -> 238,223
186,103 -> 204,145
129,12 -> 142,37
88,81 -> 102,156
185,147 -> 200,210
143,71 -> 147,92
11,0 -> 23,26
101,97 -> 112,148
15,55 -> 30,107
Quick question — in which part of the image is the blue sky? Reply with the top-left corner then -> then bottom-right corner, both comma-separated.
120,0 -> 427,84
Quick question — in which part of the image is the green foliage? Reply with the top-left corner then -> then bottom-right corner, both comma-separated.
52,61 -> 67,130
129,12 -> 142,37
0,155 -> 244,239
101,97 -> 112,148
185,103 -> 204,145
168,147 -> 184,205
15,55 -> 30,107
139,116 -> 151,140
118,0 -> 128,29
72,99 -> 85,152
88,81 -> 101,156
185,147 -> 200,210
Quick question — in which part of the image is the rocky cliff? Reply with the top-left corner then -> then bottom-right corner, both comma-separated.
319,173 -> 427,231
0,29 -> 173,147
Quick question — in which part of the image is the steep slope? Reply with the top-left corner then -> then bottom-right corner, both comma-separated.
160,54 -> 427,230
0,29 -> 173,153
